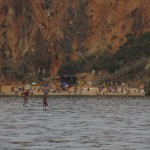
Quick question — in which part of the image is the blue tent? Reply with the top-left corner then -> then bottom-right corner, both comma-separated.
62,82 -> 68,85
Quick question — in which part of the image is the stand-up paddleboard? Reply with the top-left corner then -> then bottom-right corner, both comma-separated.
23,105 -> 30,107
22,105 -> 49,110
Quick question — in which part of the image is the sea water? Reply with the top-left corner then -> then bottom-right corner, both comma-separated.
0,96 -> 150,150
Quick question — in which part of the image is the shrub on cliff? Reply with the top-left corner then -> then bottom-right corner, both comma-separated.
1,60 -> 24,80
58,59 -> 89,76
58,32 -> 150,76
115,32 -> 150,61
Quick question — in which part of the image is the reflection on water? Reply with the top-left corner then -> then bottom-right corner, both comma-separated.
0,96 -> 150,150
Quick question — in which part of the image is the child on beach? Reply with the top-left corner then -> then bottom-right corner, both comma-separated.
43,91 -> 48,109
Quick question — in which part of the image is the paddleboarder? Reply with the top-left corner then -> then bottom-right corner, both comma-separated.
23,89 -> 30,106
43,91 -> 48,109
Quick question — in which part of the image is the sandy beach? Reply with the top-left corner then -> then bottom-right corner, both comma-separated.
0,85 -> 145,96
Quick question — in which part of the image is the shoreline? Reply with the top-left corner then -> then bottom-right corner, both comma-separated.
0,92 -> 145,97
0,85 -> 145,97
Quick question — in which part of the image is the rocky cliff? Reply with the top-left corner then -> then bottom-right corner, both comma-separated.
0,0 -> 150,82
144,59 -> 150,95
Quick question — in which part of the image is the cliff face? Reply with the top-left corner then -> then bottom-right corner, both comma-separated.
144,59 -> 150,95
0,0 -> 150,81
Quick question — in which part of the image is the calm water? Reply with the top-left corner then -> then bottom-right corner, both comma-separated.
0,96 -> 150,150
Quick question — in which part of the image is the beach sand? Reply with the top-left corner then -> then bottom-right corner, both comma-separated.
0,85 -> 145,96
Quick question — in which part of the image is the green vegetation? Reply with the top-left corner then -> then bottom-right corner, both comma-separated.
1,60 -> 24,80
58,59 -> 89,76
102,32 -> 150,73
58,32 -> 150,75
44,0 -> 52,9
115,32 -> 150,61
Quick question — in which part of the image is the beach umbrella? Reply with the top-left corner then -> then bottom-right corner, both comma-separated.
31,82 -> 37,85
62,82 -> 68,85
24,84 -> 31,90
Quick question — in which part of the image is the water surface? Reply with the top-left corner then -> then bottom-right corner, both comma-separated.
0,96 -> 150,150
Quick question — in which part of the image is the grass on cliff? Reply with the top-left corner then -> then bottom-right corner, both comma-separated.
58,32 -> 150,76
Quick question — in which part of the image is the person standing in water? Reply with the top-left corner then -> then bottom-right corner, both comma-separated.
43,91 -> 48,109
23,89 -> 30,106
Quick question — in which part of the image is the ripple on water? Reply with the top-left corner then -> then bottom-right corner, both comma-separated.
0,96 -> 150,150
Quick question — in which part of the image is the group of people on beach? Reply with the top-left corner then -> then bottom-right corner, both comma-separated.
22,89 -> 48,109
97,81 -> 144,95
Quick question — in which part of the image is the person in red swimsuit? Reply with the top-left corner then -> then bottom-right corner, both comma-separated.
23,89 -> 30,106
